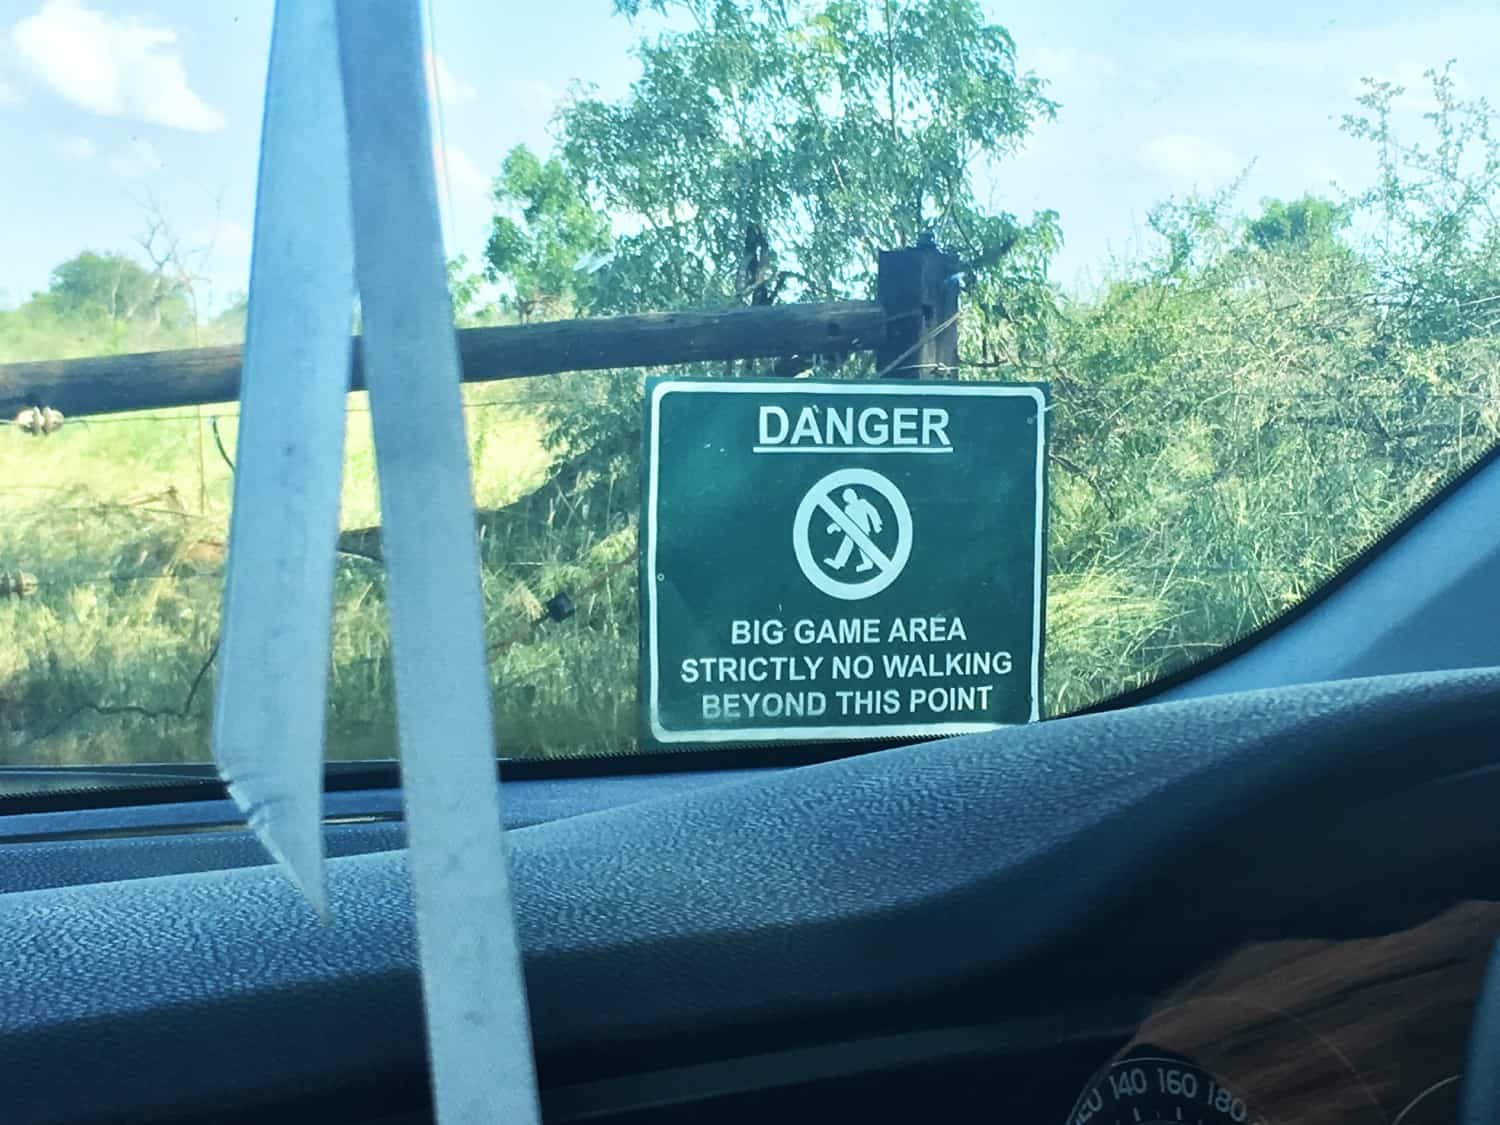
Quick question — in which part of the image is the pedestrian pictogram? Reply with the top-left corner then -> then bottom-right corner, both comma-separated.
792,468 -> 912,601
642,377 -> 1048,745
825,490 -> 882,572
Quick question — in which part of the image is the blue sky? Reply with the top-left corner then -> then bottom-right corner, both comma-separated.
2,0 -> 1497,312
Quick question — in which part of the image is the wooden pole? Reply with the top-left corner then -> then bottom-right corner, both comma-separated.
0,299 -> 888,420
875,234 -> 961,379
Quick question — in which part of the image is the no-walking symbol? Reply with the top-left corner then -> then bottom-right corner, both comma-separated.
641,377 -> 1048,745
794,468 -> 912,600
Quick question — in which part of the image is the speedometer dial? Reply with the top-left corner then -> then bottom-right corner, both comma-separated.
1067,1053 -> 1265,1125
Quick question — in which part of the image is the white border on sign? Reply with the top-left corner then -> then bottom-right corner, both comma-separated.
646,380 -> 1047,744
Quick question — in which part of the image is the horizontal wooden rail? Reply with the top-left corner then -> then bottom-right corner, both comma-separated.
0,300 -> 889,420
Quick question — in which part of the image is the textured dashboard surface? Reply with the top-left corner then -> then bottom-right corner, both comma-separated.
4,669 -> 1500,1123
0,771 -> 769,894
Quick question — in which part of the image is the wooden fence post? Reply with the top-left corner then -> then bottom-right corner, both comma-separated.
876,232 -> 960,380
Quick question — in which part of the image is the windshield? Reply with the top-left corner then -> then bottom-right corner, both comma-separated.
2,0 -> 1498,765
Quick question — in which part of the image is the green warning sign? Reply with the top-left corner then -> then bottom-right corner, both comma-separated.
641,378 -> 1047,745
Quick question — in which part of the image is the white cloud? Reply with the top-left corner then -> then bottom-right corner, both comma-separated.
434,143 -> 490,202
1139,133 -> 1240,184
1028,46 -> 1079,81
191,217 -> 252,258
505,77 -> 560,121
12,0 -> 225,132
108,137 -> 163,179
446,147 -> 489,195
56,133 -> 94,159
189,218 -> 253,301
216,219 -> 252,257
1172,9 -> 1500,89
1350,60 -> 1463,114
1029,46 -> 1119,85
427,52 -> 477,106
430,143 -> 494,258
1302,159 -> 1342,191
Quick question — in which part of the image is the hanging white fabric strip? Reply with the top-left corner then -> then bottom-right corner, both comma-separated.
214,1 -> 541,1118
211,0 -> 354,920
334,3 -> 541,1122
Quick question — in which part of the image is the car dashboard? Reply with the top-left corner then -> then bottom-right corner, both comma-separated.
4,668 -> 1500,1124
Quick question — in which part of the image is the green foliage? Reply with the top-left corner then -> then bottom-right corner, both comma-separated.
1028,69 -> 1500,708
0,268 -> 232,365
43,251 -> 190,330
0,397 -> 619,764
212,291 -> 249,336
485,0 -> 1059,458
962,207 -> 1062,367
445,255 -> 510,327
559,0 -> 1055,310
1246,195 -> 1350,253
483,148 -> 612,322
1343,63 -> 1500,346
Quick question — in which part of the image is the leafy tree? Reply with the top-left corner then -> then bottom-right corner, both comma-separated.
483,0 -> 1060,455
446,256 -> 506,327
1032,67 -> 1500,711
484,149 -> 612,322
1343,63 -> 1500,346
562,0 -> 1056,309
1246,195 -> 1350,253
42,251 -> 188,327
210,291 -> 249,338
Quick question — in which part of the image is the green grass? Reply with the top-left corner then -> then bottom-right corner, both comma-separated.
6,275 -> 1497,765
0,303 -> 644,766
3,364 -> 1488,765
0,381 -> 644,764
